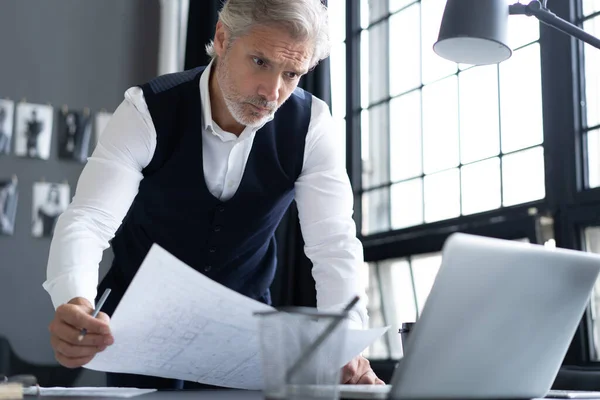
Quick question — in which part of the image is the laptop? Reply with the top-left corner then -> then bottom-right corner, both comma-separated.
339,233 -> 600,399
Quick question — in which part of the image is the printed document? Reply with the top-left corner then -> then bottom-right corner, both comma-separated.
85,244 -> 388,389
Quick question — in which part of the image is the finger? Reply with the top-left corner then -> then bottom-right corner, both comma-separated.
341,361 -> 358,384
95,311 -> 111,325
54,351 -> 95,369
57,304 -> 111,334
376,378 -> 385,385
50,335 -> 105,359
357,370 -> 378,384
49,319 -> 112,347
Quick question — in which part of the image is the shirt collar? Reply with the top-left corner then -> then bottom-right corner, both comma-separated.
199,59 -> 274,138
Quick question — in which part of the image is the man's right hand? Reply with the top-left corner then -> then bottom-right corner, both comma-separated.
48,297 -> 114,368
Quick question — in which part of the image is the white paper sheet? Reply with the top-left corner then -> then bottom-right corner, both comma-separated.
84,244 -> 388,390
22,386 -> 156,397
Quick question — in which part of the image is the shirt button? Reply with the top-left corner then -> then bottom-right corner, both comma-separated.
214,225 -> 222,232
204,265 -> 212,272
217,205 -> 225,212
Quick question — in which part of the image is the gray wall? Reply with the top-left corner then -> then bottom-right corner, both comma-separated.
0,0 -> 160,384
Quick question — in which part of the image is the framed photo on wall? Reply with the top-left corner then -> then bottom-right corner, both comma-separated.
14,102 -> 54,160
0,99 -> 14,155
0,177 -> 18,236
32,181 -> 70,238
57,108 -> 92,163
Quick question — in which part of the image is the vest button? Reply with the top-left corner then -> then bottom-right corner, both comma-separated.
209,247 -> 216,253
214,225 -> 222,232
204,265 -> 212,272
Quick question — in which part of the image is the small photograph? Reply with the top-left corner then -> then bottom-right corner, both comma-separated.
94,111 -> 112,147
57,108 -> 92,163
0,177 -> 18,236
14,102 -> 54,160
0,99 -> 14,155
32,182 -> 70,238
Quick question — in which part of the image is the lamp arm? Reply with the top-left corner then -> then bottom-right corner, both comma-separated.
509,1 -> 600,50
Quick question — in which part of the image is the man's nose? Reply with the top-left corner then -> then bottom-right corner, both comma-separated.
258,75 -> 281,103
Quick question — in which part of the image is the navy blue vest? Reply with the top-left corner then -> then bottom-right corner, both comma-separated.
98,66 -> 312,315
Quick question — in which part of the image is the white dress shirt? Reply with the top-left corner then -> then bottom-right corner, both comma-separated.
42,61 -> 368,329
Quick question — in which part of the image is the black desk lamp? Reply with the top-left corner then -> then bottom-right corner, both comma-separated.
433,0 -> 600,65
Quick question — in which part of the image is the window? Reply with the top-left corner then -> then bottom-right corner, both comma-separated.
361,252 -> 442,360
329,0 -> 347,167
358,0 -> 544,236
584,226 -> 600,359
581,6 -> 600,188
576,1 -> 600,362
333,0 -> 600,365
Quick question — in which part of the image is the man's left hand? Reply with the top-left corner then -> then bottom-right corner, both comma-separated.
341,355 -> 385,384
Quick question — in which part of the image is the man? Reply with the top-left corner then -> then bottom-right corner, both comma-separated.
44,0 -> 384,389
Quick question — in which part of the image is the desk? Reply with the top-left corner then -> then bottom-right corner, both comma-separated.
26,389 -> 262,400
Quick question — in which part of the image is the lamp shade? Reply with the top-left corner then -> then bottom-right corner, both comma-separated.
433,0 -> 512,65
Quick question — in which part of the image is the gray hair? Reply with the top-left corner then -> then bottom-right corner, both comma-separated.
205,0 -> 330,69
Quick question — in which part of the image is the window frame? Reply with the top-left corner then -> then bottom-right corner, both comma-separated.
342,0 -> 600,365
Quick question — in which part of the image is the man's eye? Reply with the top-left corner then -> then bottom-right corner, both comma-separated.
253,57 -> 265,66
286,72 -> 298,79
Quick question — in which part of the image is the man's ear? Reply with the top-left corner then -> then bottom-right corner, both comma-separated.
213,20 -> 228,57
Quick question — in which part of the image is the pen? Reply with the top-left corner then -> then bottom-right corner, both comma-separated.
78,288 -> 111,342
285,295 -> 360,383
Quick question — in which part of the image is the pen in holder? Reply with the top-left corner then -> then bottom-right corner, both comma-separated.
254,295 -> 360,400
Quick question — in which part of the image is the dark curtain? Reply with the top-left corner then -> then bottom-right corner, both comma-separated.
184,0 -> 221,69
183,0 -> 332,308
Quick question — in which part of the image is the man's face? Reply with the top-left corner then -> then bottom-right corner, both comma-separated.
214,24 -> 312,128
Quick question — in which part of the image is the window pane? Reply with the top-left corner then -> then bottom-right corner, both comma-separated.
411,252 -> 442,315
421,0 -> 457,84
386,259 -> 418,324
583,0 -> 600,16
499,43 -> 544,153
390,0 -> 416,13
389,4 -> 421,96
459,64 -> 500,164
361,30 -> 370,109
422,76 -> 459,174
328,0 -> 346,43
390,91 -> 422,181
362,104 -> 390,189
378,258 -> 416,358
362,186 -> 391,235
391,178 -> 423,230
366,21 -> 389,107
588,129 -> 600,188
424,168 -> 460,223
585,226 -> 600,361
461,158 -> 502,215
502,146 -> 546,206
363,263 -> 390,359
361,109 -> 370,162
330,42 -> 346,119
583,17 -> 600,129
361,0 -> 389,28
506,5 -> 540,49
360,0 -> 369,29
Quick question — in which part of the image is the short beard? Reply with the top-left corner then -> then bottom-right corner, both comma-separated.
215,53 -> 277,128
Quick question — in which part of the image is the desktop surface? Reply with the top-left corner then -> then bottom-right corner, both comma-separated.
24,389 -> 263,400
